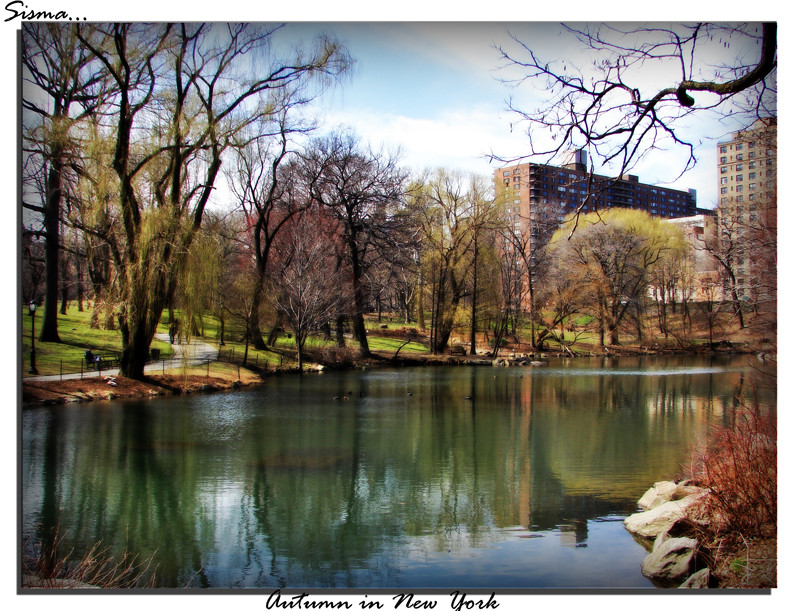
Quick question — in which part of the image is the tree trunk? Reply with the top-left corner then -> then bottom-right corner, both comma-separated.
596,290 -> 606,347
416,265 -> 426,331
39,159 -> 63,343
335,315 -> 346,347
247,284 -> 269,350
75,253 -> 84,312
346,236 -> 371,358
119,313 -> 158,380
730,286 -> 746,329
296,337 -> 304,373
469,237 -> 479,355
59,281 -> 68,315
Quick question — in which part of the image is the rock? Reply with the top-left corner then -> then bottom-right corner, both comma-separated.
637,480 -> 706,510
678,568 -> 713,589
642,536 -> 699,584
637,481 -> 678,510
624,495 -> 700,539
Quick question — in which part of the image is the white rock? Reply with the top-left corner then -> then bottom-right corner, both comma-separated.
678,568 -> 712,589
642,536 -> 699,584
624,495 -> 699,539
638,481 -> 679,510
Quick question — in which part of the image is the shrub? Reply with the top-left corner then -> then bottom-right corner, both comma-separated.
686,397 -> 777,540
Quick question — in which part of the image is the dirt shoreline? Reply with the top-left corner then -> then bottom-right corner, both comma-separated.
21,346 -> 770,408
21,371 -> 265,407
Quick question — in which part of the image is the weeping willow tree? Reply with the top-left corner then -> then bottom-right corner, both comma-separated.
410,170 -> 501,354
68,23 -> 350,378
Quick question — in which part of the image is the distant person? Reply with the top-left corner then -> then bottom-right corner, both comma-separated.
85,349 -> 101,370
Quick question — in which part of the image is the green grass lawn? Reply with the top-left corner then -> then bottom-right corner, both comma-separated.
22,305 -> 174,377
365,336 -> 428,354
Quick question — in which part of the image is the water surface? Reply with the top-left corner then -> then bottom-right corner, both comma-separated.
21,355 -> 774,588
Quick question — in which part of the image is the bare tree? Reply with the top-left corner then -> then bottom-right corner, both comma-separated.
227,114 -> 314,350
499,195 -> 563,348
700,211 -> 748,329
269,211 -> 345,372
303,130 -> 408,358
494,23 -> 777,179
22,23 -> 110,341
551,209 -> 683,346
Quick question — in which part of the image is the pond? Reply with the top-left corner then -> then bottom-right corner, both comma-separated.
21,355 -> 775,589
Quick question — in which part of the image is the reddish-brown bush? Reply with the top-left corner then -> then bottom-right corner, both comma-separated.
686,398 -> 777,540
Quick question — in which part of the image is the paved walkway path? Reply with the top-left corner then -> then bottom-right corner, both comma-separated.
24,334 -> 221,382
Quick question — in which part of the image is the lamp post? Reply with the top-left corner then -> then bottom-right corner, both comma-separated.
28,300 -> 38,375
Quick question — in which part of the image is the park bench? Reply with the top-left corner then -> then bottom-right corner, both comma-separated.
83,353 -> 120,372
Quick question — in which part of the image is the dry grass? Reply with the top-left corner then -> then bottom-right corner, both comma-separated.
22,528 -> 157,589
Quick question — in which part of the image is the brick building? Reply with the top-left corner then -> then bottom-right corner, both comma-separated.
494,150 -> 698,241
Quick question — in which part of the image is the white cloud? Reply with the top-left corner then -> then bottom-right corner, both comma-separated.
312,104 -> 532,177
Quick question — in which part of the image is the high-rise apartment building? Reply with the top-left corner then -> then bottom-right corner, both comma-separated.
494,151 -> 698,241
715,117 -> 777,300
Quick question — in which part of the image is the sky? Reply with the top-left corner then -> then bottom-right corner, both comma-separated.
3,9 -> 781,212
268,20 -> 769,210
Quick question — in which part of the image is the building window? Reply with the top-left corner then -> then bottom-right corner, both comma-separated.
721,166 -> 728,173
749,183 -> 756,190
720,187 -> 728,194
736,143 -> 743,150
720,156 -> 727,163
720,146 -> 728,153
736,175 -> 743,182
